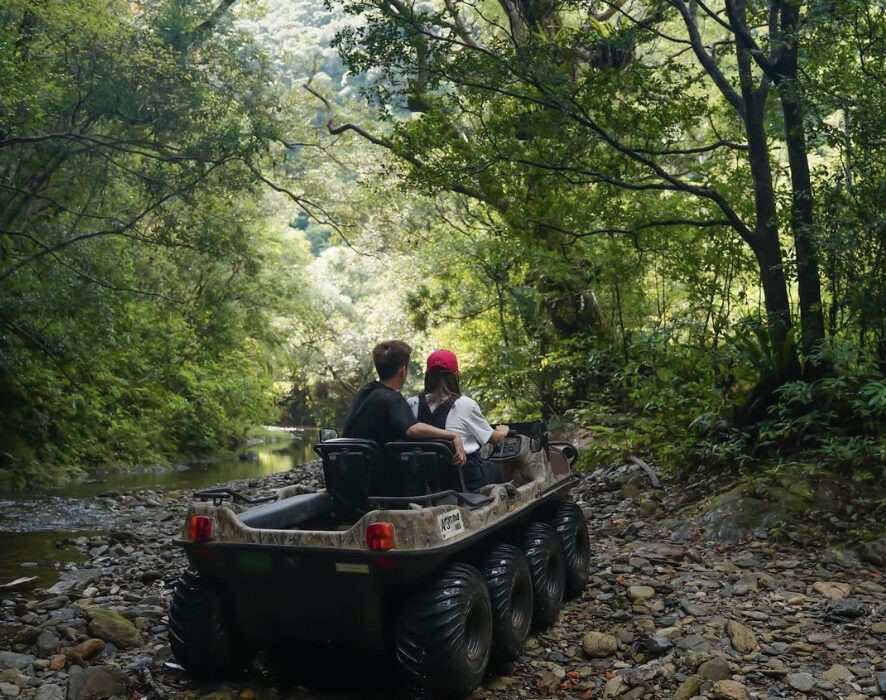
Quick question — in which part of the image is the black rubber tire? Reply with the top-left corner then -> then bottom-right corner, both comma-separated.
169,570 -> 250,679
551,503 -> 591,599
396,563 -> 493,699
522,522 -> 566,630
483,544 -> 534,665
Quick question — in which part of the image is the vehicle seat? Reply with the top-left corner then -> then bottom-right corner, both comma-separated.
385,440 -> 466,496
238,492 -> 331,530
313,439 -> 392,522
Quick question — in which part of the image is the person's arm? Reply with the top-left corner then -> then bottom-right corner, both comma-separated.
488,425 -> 510,445
405,422 -> 467,466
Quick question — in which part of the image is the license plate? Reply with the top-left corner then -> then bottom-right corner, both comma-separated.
437,510 -> 464,540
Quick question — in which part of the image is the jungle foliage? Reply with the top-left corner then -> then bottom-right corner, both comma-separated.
0,0 -> 309,487
317,0 -> 886,491
2,0 -> 885,500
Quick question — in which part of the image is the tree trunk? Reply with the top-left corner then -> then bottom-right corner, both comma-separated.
736,38 -> 801,380
776,0 -> 827,376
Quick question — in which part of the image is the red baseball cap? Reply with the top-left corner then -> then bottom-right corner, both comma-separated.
426,349 -> 459,373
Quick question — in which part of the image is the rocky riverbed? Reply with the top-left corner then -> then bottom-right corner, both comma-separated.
1,459 -> 884,700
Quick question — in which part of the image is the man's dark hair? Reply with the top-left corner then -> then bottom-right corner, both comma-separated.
372,340 -> 412,380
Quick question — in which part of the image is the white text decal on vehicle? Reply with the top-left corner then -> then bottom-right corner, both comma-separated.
437,510 -> 465,540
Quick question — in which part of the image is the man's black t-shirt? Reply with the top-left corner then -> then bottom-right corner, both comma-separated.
342,381 -> 417,446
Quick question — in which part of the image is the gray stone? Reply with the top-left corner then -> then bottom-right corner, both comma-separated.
84,607 -> 141,649
822,665 -> 853,683
66,666 -> 126,700
698,657 -> 732,681
712,679 -> 750,699
680,600 -> 708,617
0,654 -> 34,672
36,631 -> 58,653
676,635 -> 711,653
0,683 -> 20,698
827,597 -> 865,619
726,620 -> 756,653
627,585 -> 655,601
674,675 -> 703,700
787,672 -> 815,692
35,685 -> 64,700
0,578 -> 37,593
582,631 -> 618,658
641,635 -> 673,657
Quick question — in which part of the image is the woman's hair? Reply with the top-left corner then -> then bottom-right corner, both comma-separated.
424,368 -> 460,401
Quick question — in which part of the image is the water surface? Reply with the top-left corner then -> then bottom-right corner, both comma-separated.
0,428 -> 318,587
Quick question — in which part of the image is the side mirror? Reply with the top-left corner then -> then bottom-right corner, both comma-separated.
319,427 -> 339,442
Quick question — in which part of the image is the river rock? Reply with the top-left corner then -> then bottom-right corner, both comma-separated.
627,585 -> 655,601
0,683 -> 20,698
0,671 -> 27,690
858,537 -> 886,566
48,656 -> 65,672
84,607 -> 141,649
787,672 -> 815,692
66,666 -> 126,700
813,581 -> 851,599
726,620 -> 756,652
11,628 -> 40,647
827,597 -> 865,619
0,654 -> 33,672
36,630 -> 58,653
698,657 -> 732,681
674,675 -> 703,700
71,639 -> 105,661
712,679 -> 750,700
34,686 -> 64,700
603,675 -> 626,698
0,577 -> 37,593
676,634 -> 711,653
823,664 -> 853,683
641,635 -> 673,657
582,631 -> 618,658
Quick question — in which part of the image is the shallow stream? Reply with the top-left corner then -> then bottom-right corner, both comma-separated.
0,428 -> 318,588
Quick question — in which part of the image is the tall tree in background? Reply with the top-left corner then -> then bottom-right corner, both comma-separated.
0,0 -> 303,485
327,0 -> 882,390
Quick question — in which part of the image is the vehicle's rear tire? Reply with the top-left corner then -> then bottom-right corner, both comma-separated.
396,563 -> 492,699
483,544 -> 533,665
551,503 -> 591,599
169,570 -> 250,679
522,522 -> 566,630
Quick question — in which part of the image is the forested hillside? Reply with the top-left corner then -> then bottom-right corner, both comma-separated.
2,0 -> 885,525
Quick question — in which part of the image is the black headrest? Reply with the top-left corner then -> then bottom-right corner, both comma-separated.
385,440 -> 455,455
313,438 -> 383,458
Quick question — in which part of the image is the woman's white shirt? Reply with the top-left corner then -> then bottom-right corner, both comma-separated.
406,395 -> 494,455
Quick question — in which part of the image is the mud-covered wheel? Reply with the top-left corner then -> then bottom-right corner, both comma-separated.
522,522 -> 566,630
483,544 -> 533,665
169,570 -> 249,679
551,503 -> 591,599
396,563 -> 492,699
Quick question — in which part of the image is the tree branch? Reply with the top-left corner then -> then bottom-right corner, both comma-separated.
669,0 -> 745,115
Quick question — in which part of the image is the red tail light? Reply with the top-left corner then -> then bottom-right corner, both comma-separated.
188,515 -> 214,543
365,522 -> 395,551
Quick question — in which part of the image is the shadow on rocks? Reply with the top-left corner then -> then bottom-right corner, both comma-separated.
258,643 -> 411,699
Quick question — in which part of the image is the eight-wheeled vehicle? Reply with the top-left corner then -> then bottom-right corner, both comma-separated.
169,421 -> 588,699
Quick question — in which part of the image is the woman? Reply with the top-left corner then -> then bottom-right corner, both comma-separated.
407,349 -> 509,492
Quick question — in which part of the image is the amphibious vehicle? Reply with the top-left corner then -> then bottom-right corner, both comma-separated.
169,421 -> 589,698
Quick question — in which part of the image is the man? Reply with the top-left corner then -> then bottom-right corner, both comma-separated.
343,340 -> 467,466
